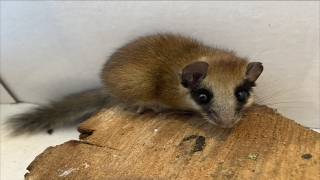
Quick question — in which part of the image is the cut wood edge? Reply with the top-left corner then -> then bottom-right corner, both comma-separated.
25,104 -> 320,180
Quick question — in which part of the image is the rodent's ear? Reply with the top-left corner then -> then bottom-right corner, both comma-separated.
181,62 -> 209,88
245,62 -> 263,82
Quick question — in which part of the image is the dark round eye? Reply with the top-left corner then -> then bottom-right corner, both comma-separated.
192,88 -> 213,105
197,93 -> 210,104
236,91 -> 248,101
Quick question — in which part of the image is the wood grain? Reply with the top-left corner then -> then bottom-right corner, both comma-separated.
25,104 -> 320,180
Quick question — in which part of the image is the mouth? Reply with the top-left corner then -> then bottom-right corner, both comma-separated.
203,112 -> 241,128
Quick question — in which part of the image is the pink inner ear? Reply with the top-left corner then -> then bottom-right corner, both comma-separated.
246,62 -> 263,82
181,62 -> 209,88
185,74 -> 193,82
193,72 -> 204,82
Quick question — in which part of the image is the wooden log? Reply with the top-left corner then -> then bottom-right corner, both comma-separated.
25,104 -> 319,180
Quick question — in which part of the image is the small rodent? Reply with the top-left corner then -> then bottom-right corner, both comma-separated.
6,33 -> 263,135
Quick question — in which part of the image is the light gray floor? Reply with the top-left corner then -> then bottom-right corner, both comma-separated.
1,103 -> 319,180
1,104 -> 80,180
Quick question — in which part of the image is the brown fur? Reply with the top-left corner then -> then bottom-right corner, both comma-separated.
102,34 -> 208,108
7,33 -> 263,135
101,33 -> 263,127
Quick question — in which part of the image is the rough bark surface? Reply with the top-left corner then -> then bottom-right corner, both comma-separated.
25,104 -> 320,180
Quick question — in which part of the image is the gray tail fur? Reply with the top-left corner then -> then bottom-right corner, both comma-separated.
5,88 -> 112,136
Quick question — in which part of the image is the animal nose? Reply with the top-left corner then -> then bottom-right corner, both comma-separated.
207,113 -> 234,128
219,123 -> 236,128
209,111 -> 220,120
219,117 -> 238,128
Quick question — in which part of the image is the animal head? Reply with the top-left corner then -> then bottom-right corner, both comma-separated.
181,57 -> 263,128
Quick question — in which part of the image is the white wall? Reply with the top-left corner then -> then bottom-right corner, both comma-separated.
1,1 -> 319,128
0,83 -> 16,103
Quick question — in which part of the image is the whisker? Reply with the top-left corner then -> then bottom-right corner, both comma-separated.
255,86 -> 306,103
255,78 -> 284,94
256,96 -> 311,104
255,75 -> 313,94
262,101 -> 312,106
270,106 -> 317,110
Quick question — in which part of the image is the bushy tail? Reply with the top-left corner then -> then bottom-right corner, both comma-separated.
5,88 -> 112,136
